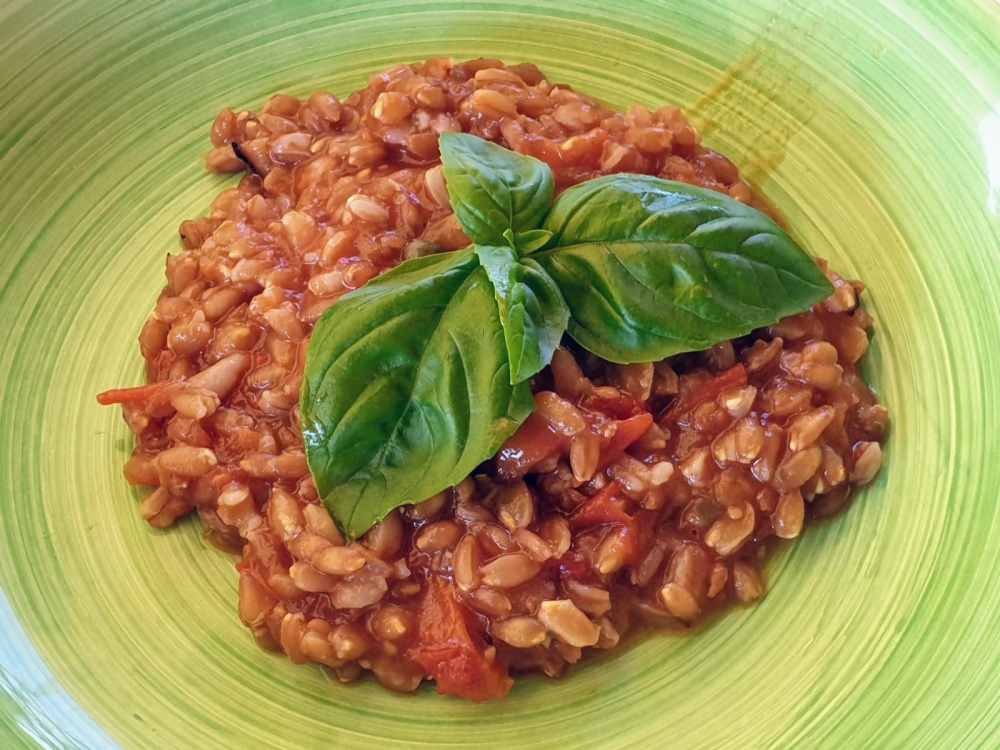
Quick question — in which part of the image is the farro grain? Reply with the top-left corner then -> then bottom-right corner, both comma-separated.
538,600 -> 601,648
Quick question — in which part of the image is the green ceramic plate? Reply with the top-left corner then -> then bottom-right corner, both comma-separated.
2,0 -> 999,747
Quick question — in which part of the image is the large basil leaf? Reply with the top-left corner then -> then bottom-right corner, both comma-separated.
301,249 -> 534,540
475,244 -> 570,384
439,132 -> 554,248
534,175 -> 834,363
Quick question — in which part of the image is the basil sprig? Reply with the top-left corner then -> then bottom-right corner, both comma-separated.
302,132 -> 833,539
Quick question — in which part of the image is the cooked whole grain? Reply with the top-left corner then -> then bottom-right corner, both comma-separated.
109,57 -> 888,701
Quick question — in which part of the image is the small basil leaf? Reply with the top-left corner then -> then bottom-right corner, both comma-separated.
475,244 -> 570,384
515,228 -> 553,255
535,174 -> 834,363
301,249 -> 534,539
501,227 -> 553,255
439,132 -> 554,246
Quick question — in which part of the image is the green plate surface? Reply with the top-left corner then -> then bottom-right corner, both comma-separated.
2,1 -> 1000,747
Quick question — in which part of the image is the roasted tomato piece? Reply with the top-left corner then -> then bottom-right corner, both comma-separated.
494,413 -> 568,480
581,391 -> 645,420
570,481 -> 632,529
411,577 -> 512,702
665,364 -> 748,421
570,482 -> 651,566
598,413 -> 654,468
96,381 -> 167,405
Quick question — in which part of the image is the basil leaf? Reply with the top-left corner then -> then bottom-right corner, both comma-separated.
440,132 -> 554,247
534,175 -> 834,363
514,228 -> 553,255
301,249 -> 534,540
475,244 -> 570,384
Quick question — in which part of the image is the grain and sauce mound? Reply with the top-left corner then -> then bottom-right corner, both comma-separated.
106,58 -> 887,701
